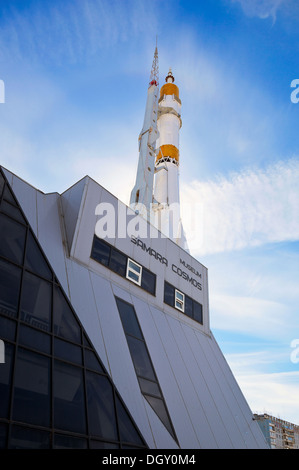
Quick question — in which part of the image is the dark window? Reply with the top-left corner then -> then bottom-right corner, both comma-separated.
3,185 -> 17,205
138,377 -> 162,397
19,324 -> 51,354
13,348 -> 51,427
143,395 -> 176,438
115,395 -> 145,446
127,336 -> 156,381
164,282 -> 174,307
0,259 -> 22,318
91,236 -> 111,266
116,297 -> 177,442
25,230 -> 52,280
184,295 -> 193,318
20,272 -> 52,332
0,317 -> 16,341
86,371 -> 118,440
164,281 -> 203,325
0,213 -> 26,264
54,434 -> 88,449
53,286 -> 81,342
115,297 -> 142,339
141,267 -> 156,295
193,301 -> 203,324
109,248 -> 127,277
0,343 -> 14,419
91,236 -> 156,296
53,360 -> 86,434
1,200 -> 26,224
9,425 -> 50,449
84,349 -> 105,373
0,174 -> 4,199
54,338 -> 82,365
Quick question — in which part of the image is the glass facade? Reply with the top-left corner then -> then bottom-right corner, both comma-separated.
0,169 -> 147,449
115,297 -> 177,442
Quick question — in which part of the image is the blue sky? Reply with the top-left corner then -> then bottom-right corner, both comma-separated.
1,0 -> 299,425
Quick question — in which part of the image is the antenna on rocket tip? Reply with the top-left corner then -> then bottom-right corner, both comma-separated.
149,37 -> 159,88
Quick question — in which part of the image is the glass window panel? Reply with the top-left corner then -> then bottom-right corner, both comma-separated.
54,338 -> 82,365
144,395 -> 175,439
138,377 -> 161,398
116,298 -> 142,339
0,173 -> 4,199
86,371 -> 118,440
127,270 -> 140,284
90,440 -> 119,449
109,248 -> 127,277
0,259 -> 22,318
0,316 -> 16,341
91,237 -> 111,266
184,296 -> 193,318
128,259 -> 141,273
141,268 -> 156,295
13,348 -> 50,427
20,272 -> 51,332
115,396 -> 144,446
53,360 -> 86,434
0,423 -> 7,449
0,343 -> 14,418
126,336 -> 156,381
54,434 -> 87,449
164,282 -> 174,307
1,200 -> 26,224
3,185 -> 17,205
19,324 -> 51,354
84,349 -> 104,373
83,333 -> 93,348
25,230 -> 52,280
9,426 -> 50,449
53,286 -> 81,342
0,213 -> 26,264
193,301 -> 203,324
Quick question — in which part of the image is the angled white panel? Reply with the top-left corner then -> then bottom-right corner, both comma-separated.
182,325 -> 246,448
167,318 -> 234,448
61,177 -> 88,253
201,332 -> 267,448
132,297 -> 200,448
148,306 -> 217,449
36,191 -> 69,294
64,259 -> 110,373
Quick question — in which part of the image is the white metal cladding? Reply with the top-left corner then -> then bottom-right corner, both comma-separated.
2,166 -> 269,449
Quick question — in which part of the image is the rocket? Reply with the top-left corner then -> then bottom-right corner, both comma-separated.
129,46 -> 159,218
130,48 -> 187,250
152,68 -> 187,249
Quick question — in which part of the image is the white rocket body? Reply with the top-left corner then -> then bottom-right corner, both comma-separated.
129,82 -> 159,217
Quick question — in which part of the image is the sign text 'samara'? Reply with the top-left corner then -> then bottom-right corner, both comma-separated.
131,235 -> 168,266
131,236 -> 202,290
